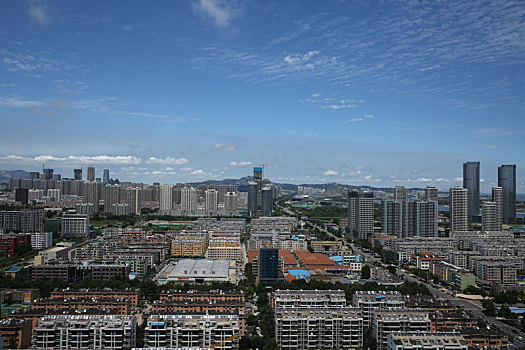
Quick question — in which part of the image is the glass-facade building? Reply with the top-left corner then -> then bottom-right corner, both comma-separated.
498,164 -> 516,223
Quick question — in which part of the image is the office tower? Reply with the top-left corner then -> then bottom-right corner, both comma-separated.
348,190 -> 374,240
424,186 -> 438,202
42,168 -> 54,180
61,214 -> 90,238
394,186 -> 407,201
14,188 -> 29,204
224,192 -> 238,211
159,184 -> 173,212
125,188 -> 142,215
83,181 -> 99,212
104,185 -> 121,214
253,166 -> 263,181
47,188 -> 61,201
382,200 -> 403,237
247,167 -> 273,217
258,247 -> 279,284
463,161 -> 480,221
103,169 -> 110,183
247,182 -> 258,215
492,186 -> 503,230
205,189 -> 218,216
449,187 -> 468,232
482,201 -> 498,231
498,164 -> 516,223
181,187 -> 197,214
74,168 -> 82,181
29,171 -> 40,180
261,186 -> 273,216
87,166 -> 95,181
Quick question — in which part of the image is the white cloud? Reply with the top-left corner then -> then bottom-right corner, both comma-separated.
363,175 -> 373,181
180,167 -> 192,172
0,155 -> 142,165
284,50 -> 320,65
454,177 -> 463,182
230,161 -> 252,167
214,142 -> 236,151
322,103 -> 357,110
191,169 -> 210,176
193,0 -> 242,28
324,170 -> 338,176
348,118 -> 363,122
0,97 -> 48,108
416,177 -> 433,183
348,170 -> 362,176
146,157 -> 189,165
28,1 -> 49,26
364,114 -> 375,119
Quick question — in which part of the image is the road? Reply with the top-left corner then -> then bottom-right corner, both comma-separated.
351,243 -> 525,348
279,202 -> 525,348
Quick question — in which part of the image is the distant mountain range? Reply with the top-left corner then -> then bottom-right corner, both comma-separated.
0,170 -> 30,183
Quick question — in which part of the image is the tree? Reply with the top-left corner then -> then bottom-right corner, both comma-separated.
361,265 -> 371,279
481,299 -> 496,316
387,265 -> 397,275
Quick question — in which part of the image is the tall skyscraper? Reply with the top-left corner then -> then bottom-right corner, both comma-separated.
104,185 -> 121,214
224,192 -> 238,211
449,186 -> 468,232
181,187 -> 197,214
482,201 -> 499,231
205,189 -> 218,216
424,186 -> 438,202
498,164 -> 516,223
492,186 -> 503,230
382,199 -> 438,238
159,184 -> 173,212
74,168 -> 82,181
87,166 -> 95,182
381,200 -> 403,237
393,185 -> 407,201
247,167 -> 273,217
261,186 -> 273,216
103,169 -> 110,183
463,161 -> 480,221
347,190 -> 374,240
29,172 -> 40,180
42,168 -> 54,180
83,181 -> 99,213
125,188 -> 142,215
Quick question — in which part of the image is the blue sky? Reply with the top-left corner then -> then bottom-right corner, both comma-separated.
0,0 -> 524,192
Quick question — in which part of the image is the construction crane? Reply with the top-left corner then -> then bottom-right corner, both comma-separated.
209,334 -> 238,349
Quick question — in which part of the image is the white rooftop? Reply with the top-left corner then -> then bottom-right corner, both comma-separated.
168,259 -> 230,279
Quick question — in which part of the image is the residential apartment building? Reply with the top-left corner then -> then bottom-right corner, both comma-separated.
32,315 -> 136,350
348,190 -> 374,240
373,309 -> 431,349
353,291 -> 405,325
275,307 -> 363,350
144,314 -> 240,350
387,331 -> 468,350
449,187 -> 468,232
61,213 -> 90,238
271,289 -> 346,308
170,232 -> 208,257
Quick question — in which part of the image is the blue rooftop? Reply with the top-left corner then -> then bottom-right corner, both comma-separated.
5,266 -> 23,273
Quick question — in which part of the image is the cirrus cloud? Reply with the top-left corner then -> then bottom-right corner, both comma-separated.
230,161 -> 252,167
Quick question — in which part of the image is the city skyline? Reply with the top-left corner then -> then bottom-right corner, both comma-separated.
0,1 -> 524,190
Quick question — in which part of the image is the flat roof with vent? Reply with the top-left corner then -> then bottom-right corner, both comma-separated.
166,259 -> 230,282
